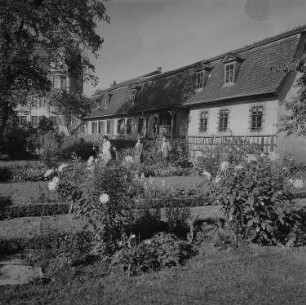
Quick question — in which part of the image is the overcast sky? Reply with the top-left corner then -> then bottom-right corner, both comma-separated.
84,0 -> 306,96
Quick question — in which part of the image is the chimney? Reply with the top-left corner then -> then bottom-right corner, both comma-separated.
111,80 -> 116,87
157,67 -> 162,73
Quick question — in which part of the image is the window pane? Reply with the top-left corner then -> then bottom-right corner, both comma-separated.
138,118 -> 143,133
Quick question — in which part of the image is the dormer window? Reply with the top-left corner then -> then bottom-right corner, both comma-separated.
106,93 -> 112,107
195,71 -> 204,89
224,63 -> 235,85
131,89 -> 137,103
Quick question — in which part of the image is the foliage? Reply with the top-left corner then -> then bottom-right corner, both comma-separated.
213,157 -> 302,245
0,0 -> 108,136
49,91 -> 91,134
0,166 -> 13,182
110,232 -> 197,276
279,69 -> 306,135
39,131 -> 65,167
8,162 -> 48,183
60,136 -> 95,160
0,195 -> 13,210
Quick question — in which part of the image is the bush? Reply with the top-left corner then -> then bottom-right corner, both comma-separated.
60,136 -> 95,160
213,157 -> 302,245
110,232 -> 197,276
0,166 -> 13,182
0,195 -> 13,210
8,162 -> 48,183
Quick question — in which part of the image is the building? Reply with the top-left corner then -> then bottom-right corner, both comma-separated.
16,63 -> 83,135
82,25 -> 306,161
82,65 -> 196,139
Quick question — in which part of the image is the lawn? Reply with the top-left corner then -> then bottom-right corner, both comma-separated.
1,245 -> 305,304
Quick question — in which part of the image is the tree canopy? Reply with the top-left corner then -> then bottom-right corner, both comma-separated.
0,0 -> 109,134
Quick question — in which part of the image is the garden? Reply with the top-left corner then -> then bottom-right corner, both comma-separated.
1,133 -> 306,304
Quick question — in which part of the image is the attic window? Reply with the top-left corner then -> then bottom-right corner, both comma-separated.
224,63 -> 235,85
106,93 -> 112,107
195,71 -> 204,89
131,89 -> 137,103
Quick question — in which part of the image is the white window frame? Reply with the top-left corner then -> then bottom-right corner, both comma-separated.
224,63 -> 235,85
195,71 -> 205,89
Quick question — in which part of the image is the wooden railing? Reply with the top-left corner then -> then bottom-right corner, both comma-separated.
187,134 -> 277,157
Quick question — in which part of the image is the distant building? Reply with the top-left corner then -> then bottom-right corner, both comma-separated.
16,63 -> 83,135
81,25 -> 306,161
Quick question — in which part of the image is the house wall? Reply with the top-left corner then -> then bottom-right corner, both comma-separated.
187,98 -> 278,137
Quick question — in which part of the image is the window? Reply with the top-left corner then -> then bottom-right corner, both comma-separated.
131,89 -> 137,103
218,109 -> 229,132
250,105 -> 263,131
19,116 -> 27,126
117,119 -> 125,134
224,63 -> 235,85
91,122 -> 98,134
199,111 -> 209,132
195,71 -> 204,89
126,118 -> 132,134
106,120 -> 111,134
52,76 -> 61,89
60,77 -> 66,89
138,118 -> 144,133
31,116 -> 39,127
98,121 -> 104,134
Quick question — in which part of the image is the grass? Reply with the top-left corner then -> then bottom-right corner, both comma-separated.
0,182 -> 49,205
1,245 -> 306,304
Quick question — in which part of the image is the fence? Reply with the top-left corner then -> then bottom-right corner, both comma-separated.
187,134 -> 277,159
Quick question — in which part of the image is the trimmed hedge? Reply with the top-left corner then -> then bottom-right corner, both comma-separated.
0,203 -> 69,220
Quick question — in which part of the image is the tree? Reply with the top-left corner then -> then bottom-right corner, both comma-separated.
49,90 -> 91,134
278,56 -> 306,136
0,0 -> 109,135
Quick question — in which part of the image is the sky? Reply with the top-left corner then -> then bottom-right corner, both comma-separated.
83,0 -> 306,96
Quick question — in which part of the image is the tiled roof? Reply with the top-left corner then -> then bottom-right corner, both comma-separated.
85,25 -> 305,120
185,33 -> 302,106
85,66 -> 195,119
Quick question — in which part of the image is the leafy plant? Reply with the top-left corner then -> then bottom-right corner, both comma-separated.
213,157 -> 302,245
110,232 -> 197,276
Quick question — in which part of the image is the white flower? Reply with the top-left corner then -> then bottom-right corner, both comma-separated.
246,154 -> 257,163
48,176 -> 59,191
220,161 -> 229,172
58,163 -> 68,173
87,156 -> 94,166
235,164 -> 244,171
43,169 -> 54,178
99,193 -> 110,204
161,179 -> 166,188
129,234 -> 136,239
289,178 -> 304,189
260,153 -> 266,158
140,173 -> 145,180
214,175 -> 221,183
202,171 -> 211,180
124,155 -> 134,163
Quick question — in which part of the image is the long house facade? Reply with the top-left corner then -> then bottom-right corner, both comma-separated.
82,26 -> 306,161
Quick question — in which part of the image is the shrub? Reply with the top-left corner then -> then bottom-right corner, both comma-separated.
60,136 -> 95,160
8,162 -> 48,183
213,157 -> 302,245
110,232 -> 197,276
0,166 -> 13,182
0,195 -> 13,210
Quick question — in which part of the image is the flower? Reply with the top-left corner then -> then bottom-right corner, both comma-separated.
58,163 -> 68,173
161,179 -> 166,188
87,156 -> 94,166
87,165 -> 95,172
246,154 -> 257,163
202,171 -> 211,180
235,164 -> 244,171
214,175 -> 221,183
124,155 -> 134,163
288,178 -> 304,189
48,176 -> 59,191
43,169 -> 54,178
220,161 -> 229,172
99,193 -> 110,204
